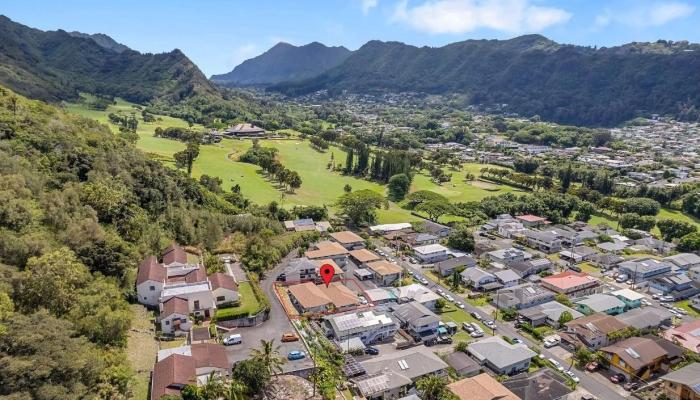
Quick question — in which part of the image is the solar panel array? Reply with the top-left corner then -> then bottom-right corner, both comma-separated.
343,355 -> 366,377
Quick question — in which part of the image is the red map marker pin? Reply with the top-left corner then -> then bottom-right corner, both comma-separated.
320,263 -> 335,287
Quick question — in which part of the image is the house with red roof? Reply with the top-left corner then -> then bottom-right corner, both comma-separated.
209,272 -> 239,306
160,297 -> 191,335
151,343 -> 230,399
516,214 -> 549,228
540,270 -> 600,297
662,319 -> 700,354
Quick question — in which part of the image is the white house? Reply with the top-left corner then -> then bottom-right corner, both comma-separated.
160,282 -> 216,319
414,244 -> 449,263
209,273 -> 239,306
136,256 -> 166,306
160,297 -> 192,335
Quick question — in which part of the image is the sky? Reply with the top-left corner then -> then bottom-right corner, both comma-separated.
2,0 -> 700,76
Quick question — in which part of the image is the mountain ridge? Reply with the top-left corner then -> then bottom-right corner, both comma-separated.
271,35 -> 700,126
211,41 -> 351,86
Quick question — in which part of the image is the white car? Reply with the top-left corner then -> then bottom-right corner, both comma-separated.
436,289 -> 444,295
549,358 -> 560,367
566,371 -> 580,382
445,295 -> 454,302
557,366 -> 565,372
456,302 -> 465,309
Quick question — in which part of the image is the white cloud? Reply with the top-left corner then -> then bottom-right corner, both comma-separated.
593,1 -> 695,29
391,0 -> 571,34
229,44 -> 258,66
361,0 -> 379,14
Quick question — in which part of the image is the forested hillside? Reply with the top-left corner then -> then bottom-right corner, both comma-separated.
211,42 -> 351,86
0,85 -> 284,398
273,35 -> 700,126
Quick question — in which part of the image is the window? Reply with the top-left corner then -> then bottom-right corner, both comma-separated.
217,296 -> 226,302
194,300 -> 200,310
149,286 -> 155,291
165,320 -> 170,325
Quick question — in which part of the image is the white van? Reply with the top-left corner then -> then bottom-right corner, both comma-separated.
223,333 -> 242,346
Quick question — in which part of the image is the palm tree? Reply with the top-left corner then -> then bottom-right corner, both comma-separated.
250,339 -> 286,376
200,372 -> 225,399
222,379 -> 247,400
416,375 -> 449,400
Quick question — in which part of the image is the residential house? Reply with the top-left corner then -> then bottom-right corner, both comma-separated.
392,284 -> 441,310
509,258 -> 553,278
366,260 -> 403,286
413,244 -> 449,263
540,271 -> 600,297
494,269 -> 520,288
650,274 -> 700,300
445,352 -> 482,378
633,237 -> 669,254
596,241 -> 629,253
160,297 -> 191,335
611,288 -> 645,310
434,256 -> 477,277
666,253 -> 700,270
518,301 -> 583,328
558,246 -> 597,263
421,220 -> 452,237
503,369 -> 573,400
691,266 -> 700,284
280,257 -> 320,283
552,226 -> 598,247
589,253 -> 624,270
494,282 -> 556,310
407,232 -> 440,246
448,373 -> 519,400
660,362 -> 700,400
354,348 -> 448,399
467,336 -> 537,375
663,319 -> 700,354
349,248 -> 382,266
615,307 -> 673,331
516,214 -> 549,228
283,218 -> 331,232
137,256 -> 166,306
600,336 -> 683,380
497,220 -> 527,239
364,288 -> 398,305
160,282 -> 216,319
151,344 -> 229,400
330,231 -> 365,250
392,301 -> 440,342
287,281 -> 358,313
561,313 -> 629,350
487,248 -> 531,266
461,268 -> 500,291
574,294 -> 626,316
522,229 -> 563,253
369,223 -> 413,234
305,241 -> 349,267
325,310 -> 398,344
618,258 -> 673,281
209,273 -> 239,306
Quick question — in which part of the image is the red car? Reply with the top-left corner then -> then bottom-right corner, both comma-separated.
585,362 -> 599,372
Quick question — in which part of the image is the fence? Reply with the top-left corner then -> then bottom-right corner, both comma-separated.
216,308 -> 269,328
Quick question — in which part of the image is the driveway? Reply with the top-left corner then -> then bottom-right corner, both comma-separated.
224,251 -> 314,374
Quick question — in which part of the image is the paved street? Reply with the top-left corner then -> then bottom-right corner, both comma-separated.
224,251 -> 314,374
387,246 -> 628,400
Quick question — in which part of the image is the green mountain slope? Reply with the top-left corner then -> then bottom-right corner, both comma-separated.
0,15 -> 217,103
211,41 -> 351,86
67,31 -> 130,53
273,35 -> 700,126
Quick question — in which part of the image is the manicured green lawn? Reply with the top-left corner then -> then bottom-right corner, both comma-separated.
438,303 -> 490,333
674,299 -> 700,318
215,282 -> 260,319
411,164 -> 522,203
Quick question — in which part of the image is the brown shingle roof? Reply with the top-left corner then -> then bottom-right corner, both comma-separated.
366,260 -> 402,276
566,313 -> 628,338
137,255 -> 165,285
162,243 -> 188,266
151,354 -> 196,400
209,273 -> 238,291
161,297 -> 189,317
448,373 -> 520,400
349,249 -> 381,263
191,343 -> 229,371
287,282 -> 358,310
600,337 -> 667,371
330,231 -> 364,244
166,265 -> 207,285
305,241 -> 349,259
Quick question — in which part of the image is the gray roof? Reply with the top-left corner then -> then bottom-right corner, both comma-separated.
597,241 -> 628,252
415,233 -> 439,242
392,301 -> 439,327
361,348 -> 448,382
661,363 -> 700,391
461,267 -> 495,283
468,336 -> 536,369
435,256 -> 476,272
519,300 -> 583,322
619,258 -> 672,274
499,283 -> 555,305
665,253 -> 700,268
494,269 -> 520,283
615,307 -> 673,330
509,258 -> 553,276
574,294 -> 625,312
445,352 -> 481,377
503,369 -> 573,400
284,257 -> 317,274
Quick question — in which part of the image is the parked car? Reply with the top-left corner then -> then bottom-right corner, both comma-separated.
471,312 -> 482,320
287,350 -> 306,361
610,373 -> 626,384
436,336 -> 453,344
661,296 -> 675,302
462,322 -> 474,333
456,302 -> 465,309
616,275 -> 628,283
512,337 -> 523,344
436,289 -> 444,295
470,330 -> 484,338
548,358 -> 560,368
566,371 -> 580,383
485,320 -> 496,329
569,265 -> 582,273
661,302 -> 672,308
585,362 -> 599,372
626,280 -> 634,285
281,332 -> 299,342
223,334 -> 242,346
543,339 -> 558,348
652,293 -> 661,300
364,347 -> 379,355
623,382 -> 639,391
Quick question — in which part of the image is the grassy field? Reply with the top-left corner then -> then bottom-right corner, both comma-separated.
214,282 -> 260,319
126,305 -> 158,400
412,164 -> 522,203
674,299 -> 700,318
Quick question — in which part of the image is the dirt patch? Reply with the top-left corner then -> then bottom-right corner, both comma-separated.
469,180 -> 501,190
263,375 -> 321,400
126,304 -> 158,400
